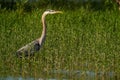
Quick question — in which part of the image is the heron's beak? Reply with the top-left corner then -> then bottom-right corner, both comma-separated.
55,11 -> 63,14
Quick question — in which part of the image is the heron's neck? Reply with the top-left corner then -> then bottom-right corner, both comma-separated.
38,14 -> 47,45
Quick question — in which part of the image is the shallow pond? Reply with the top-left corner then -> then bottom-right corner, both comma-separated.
0,70 -> 115,80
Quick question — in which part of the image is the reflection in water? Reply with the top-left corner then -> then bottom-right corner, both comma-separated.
0,70 -> 114,80
50,70 -> 114,79
51,70 -> 114,76
0,77 -> 67,80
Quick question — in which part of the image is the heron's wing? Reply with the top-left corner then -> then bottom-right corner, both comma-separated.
16,40 -> 41,57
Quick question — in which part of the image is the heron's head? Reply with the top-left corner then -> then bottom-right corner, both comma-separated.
44,10 -> 63,15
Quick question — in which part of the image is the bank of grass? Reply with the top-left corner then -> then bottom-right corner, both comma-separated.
0,8 -> 120,79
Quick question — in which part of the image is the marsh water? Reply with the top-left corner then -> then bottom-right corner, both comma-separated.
0,70 -> 115,80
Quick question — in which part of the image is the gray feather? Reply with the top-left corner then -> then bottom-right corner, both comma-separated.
16,40 -> 41,58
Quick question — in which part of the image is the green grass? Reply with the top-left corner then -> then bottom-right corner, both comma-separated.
0,8 -> 120,79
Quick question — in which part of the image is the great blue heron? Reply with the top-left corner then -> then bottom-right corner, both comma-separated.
16,10 -> 62,58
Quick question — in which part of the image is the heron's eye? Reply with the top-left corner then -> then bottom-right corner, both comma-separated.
50,10 -> 55,12
46,9 -> 55,12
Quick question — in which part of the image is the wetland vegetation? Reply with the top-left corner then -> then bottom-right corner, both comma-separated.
0,0 -> 120,79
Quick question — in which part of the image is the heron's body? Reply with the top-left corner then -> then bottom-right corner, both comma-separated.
16,10 -> 62,58
16,40 -> 40,57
